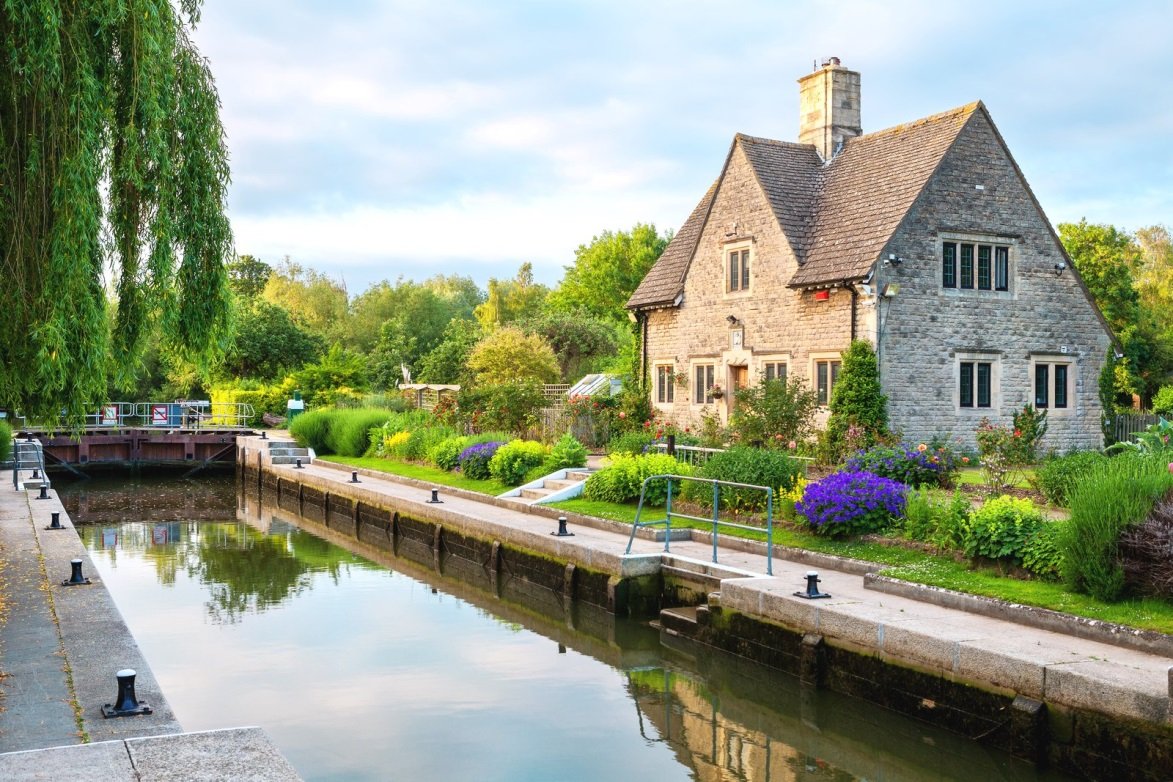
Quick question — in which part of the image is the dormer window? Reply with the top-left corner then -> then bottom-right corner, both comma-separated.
942,239 -> 1011,292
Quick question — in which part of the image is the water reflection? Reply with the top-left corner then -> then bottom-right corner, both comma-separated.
61,474 -> 1069,782
81,521 -> 370,623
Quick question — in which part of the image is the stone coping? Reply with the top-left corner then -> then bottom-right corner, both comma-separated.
0,726 -> 302,781
865,573 -> 1173,659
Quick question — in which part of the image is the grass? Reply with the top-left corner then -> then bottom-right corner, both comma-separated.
955,466 -> 1036,489
326,455 -> 514,496
323,457 -> 1173,635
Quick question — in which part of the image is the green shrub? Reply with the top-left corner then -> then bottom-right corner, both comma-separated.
845,443 -> 958,488
821,340 -> 888,462
1022,520 -> 1066,581
730,376 -> 819,448
1035,451 -> 1107,506
1151,384 -> 1173,416
429,436 -> 470,471
547,433 -> 588,471
1061,454 -> 1173,601
583,453 -> 691,505
489,440 -> 550,486
962,495 -> 1046,563
900,489 -> 970,549
683,446 -> 803,513
607,430 -> 654,456
457,382 -> 546,435
326,408 -> 394,457
289,409 -> 332,452
0,419 -> 11,463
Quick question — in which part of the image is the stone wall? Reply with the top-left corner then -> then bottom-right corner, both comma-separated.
877,110 -> 1112,451
645,140 -> 858,431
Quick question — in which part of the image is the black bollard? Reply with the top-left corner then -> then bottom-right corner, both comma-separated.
31,468 -> 39,479
101,669 -> 152,718
260,430 -> 267,440
350,471 -> 360,484
37,484 -> 48,500
294,458 -> 303,469
426,489 -> 443,504
46,512 -> 63,530
794,570 -> 831,600
551,516 -> 575,537
62,559 -> 90,586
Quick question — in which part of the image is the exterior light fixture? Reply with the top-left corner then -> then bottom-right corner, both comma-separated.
1054,261 -> 1066,276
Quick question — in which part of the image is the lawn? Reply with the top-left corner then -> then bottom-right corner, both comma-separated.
955,466 -> 1036,489
326,455 -> 514,496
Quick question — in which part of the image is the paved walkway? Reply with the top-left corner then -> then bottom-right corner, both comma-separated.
276,449 -> 1173,727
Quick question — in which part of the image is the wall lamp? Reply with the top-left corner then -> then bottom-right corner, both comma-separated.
884,253 -> 903,266
1054,261 -> 1067,276
726,314 -> 739,326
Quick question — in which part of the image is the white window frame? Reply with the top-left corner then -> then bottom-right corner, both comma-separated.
1030,356 -> 1075,415
955,352 -> 1001,412
653,363 -> 675,406
691,362 -> 716,406
810,353 -> 841,407
724,240 -> 753,296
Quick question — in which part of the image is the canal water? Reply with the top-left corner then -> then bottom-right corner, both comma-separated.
60,474 -> 1071,782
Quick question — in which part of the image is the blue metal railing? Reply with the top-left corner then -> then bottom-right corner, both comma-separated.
623,474 -> 775,575
11,438 -> 49,491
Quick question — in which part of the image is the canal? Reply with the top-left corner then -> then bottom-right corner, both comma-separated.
60,473 -> 1071,781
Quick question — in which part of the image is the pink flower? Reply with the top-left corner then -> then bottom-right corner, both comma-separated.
1168,462 -> 1173,475
917,443 -> 928,452
962,456 -> 970,464
788,440 -> 797,450
618,411 -> 626,419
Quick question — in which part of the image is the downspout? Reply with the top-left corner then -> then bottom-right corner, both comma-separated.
849,285 -> 858,342
639,311 -> 649,388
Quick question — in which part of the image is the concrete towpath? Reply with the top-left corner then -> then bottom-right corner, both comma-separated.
276,449 -> 1173,728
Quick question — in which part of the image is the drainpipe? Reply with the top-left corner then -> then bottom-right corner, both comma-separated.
849,285 -> 858,342
639,311 -> 649,388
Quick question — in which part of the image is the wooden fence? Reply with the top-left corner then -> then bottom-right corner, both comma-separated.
1110,412 -> 1161,444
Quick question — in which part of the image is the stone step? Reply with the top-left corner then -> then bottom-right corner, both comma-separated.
564,470 -> 594,482
542,479 -> 577,491
270,456 -> 312,466
520,487 -> 552,500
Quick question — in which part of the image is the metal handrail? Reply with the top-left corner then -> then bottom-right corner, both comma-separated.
623,474 -> 774,575
17,401 -> 255,431
11,438 -> 49,491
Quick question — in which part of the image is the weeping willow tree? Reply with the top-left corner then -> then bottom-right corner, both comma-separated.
0,0 -> 233,425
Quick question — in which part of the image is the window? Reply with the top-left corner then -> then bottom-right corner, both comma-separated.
763,362 -> 787,384
1034,361 -> 1071,409
693,364 -> 715,404
943,240 -> 1011,291
815,359 -> 841,406
959,360 -> 993,408
727,248 -> 750,292
655,364 -> 675,404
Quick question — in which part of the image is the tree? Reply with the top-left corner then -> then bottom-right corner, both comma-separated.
1,2 -> 233,422
262,259 -> 349,343
822,340 -> 888,461
548,223 -> 670,323
228,254 -> 273,300
474,263 -> 548,329
528,311 -> 619,381
1058,220 -> 1141,330
465,327 -> 559,386
222,300 -> 323,381
416,319 -> 482,384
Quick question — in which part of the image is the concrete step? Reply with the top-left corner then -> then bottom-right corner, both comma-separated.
266,440 -> 298,449
565,470 -> 594,482
270,456 -> 312,466
520,487 -> 552,500
543,479 -> 577,491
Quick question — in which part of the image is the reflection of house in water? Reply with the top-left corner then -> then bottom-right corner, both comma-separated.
624,662 -> 1038,782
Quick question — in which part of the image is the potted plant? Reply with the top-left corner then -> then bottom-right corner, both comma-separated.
710,384 -> 725,400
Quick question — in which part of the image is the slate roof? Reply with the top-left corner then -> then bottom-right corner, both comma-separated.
627,101 -> 983,308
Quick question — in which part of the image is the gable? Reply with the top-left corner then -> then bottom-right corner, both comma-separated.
789,103 -> 978,288
626,181 -> 718,309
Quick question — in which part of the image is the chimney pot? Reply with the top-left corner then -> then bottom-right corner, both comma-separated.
798,59 -> 861,162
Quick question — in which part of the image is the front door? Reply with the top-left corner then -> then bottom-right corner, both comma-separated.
729,365 -> 749,415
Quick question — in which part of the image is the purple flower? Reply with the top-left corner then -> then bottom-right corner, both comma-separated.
457,441 -> 504,480
796,470 -> 906,537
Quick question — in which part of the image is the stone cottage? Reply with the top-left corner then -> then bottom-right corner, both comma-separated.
627,58 -> 1114,450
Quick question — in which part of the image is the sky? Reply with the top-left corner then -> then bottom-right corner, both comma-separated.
191,0 -> 1173,294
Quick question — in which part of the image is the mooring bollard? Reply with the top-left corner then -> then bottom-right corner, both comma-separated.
101,668 -> 152,718
794,570 -> 831,600
552,516 -> 574,537
31,468 -> 40,479
260,430 -> 267,440
37,484 -> 48,500
46,512 -> 63,530
426,489 -> 443,504
294,458 -> 303,469
62,559 -> 90,586
350,471 -> 360,483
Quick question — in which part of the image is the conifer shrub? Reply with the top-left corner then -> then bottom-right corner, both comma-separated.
820,340 -> 888,463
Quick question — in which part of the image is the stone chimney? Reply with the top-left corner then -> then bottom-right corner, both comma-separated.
798,57 -> 862,162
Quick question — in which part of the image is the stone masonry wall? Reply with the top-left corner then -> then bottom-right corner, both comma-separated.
877,110 -> 1112,451
645,141 -> 857,431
